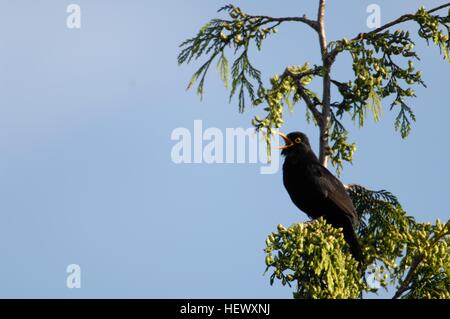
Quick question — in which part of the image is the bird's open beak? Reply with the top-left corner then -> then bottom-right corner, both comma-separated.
275,131 -> 294,150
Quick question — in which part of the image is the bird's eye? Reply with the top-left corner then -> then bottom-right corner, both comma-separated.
295,138 -> 302,144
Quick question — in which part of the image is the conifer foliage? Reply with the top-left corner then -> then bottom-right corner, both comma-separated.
178,2 -> 450,298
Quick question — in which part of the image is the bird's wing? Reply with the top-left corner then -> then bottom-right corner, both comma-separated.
307,163 -> 359,225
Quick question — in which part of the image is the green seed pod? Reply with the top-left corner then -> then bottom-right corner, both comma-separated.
277,224 -> 287,232
219,32 -> 228,42
265,255 -> 274,266
223,22 -> 232,31
234,34 -> 243,45
271,75 -> 280,85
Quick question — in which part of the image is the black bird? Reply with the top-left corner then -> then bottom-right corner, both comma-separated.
278,131 -> 364,265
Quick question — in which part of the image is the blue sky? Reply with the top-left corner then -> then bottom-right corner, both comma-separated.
0,0 -> 448,298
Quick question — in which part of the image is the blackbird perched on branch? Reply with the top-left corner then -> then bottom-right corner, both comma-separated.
277,131 -> 364,265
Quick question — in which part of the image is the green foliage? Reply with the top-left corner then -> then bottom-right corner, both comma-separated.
178,4 -> 449,172
178,5 -> 278,111
326,7 -> 449,168
331,29 -> 424,139
394,219 -> 450,299
264,219 -> 364,299
179,3 -> 450,299
265,186 -> 450,299
348,185 -> 412,270
415,7 -> 450,61
251,63 -> 319,159
328,116 -> 357,175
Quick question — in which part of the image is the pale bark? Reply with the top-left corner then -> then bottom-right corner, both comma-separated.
317,0 -> 331,167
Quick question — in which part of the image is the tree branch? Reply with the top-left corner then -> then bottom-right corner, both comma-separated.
318,0 -> 331,167
297,86 -> 322,125
249,14 -> 319,32
392,255 -> 423,299
366,2 -> 450,37
317,0 -> 328,55
281,68 -> 322,124
328,2 -> 450,62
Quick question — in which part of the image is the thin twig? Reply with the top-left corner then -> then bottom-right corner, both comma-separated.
281,68 -> 322,124
366,2 -> 450,36
249,15 -> 319,32
297,86 -> 322,124
392,256 -> 423,299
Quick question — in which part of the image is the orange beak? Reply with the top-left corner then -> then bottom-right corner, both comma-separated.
275,131 -> 294,150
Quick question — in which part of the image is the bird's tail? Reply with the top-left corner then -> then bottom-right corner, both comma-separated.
342,220 -> 365,268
